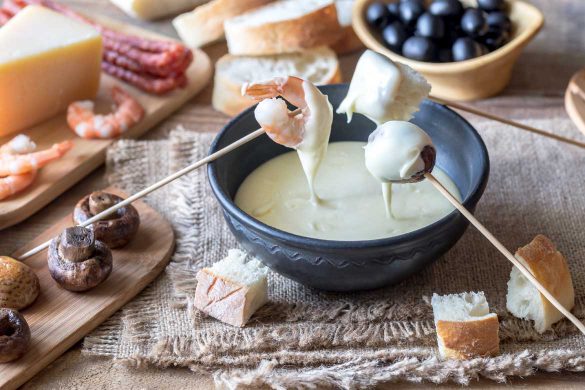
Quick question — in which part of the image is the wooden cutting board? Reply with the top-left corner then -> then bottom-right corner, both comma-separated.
0,14 -> 212,230
0,187 -> 174,390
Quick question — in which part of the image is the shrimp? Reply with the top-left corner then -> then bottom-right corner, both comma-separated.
0,134 -> 37,155
0,140 -> 72,176
241,76 -> 312,148
67,87 -> 145,139
0,171 -> 37,201
242,76 -> 333,203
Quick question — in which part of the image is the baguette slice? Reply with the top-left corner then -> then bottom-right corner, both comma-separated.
110,0 -> 207,20
213,47 -> 341,116
173,0 -> 273,48
224,0 -> 342,56
431,292 -> 500,360
330,0 -> 364,55
507,235 -> 575,333
194,249 -> 268,327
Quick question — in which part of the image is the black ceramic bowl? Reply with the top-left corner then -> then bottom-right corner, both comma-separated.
208,84 -> 489,291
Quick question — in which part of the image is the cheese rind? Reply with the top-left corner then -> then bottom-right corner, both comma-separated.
0,6 -> 102,137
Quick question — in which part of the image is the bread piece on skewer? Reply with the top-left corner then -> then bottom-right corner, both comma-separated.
224,0 -> 342,56
431,292 -> 500,360
194,249 -> 268,327
212,47 -> 341,116
507,235 -> 575,333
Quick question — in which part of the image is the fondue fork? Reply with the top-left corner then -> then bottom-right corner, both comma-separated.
17,108 -> 302,260
424,172 -> 585,335
430,95 -> 585,149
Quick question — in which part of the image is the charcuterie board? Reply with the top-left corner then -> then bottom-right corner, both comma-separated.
0,14 -> 212,230
0,187 -> 174,390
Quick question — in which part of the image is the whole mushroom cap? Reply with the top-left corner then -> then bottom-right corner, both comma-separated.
0,308 -> 31,363
48,226 -> 113,292
73,192 -> 140,248
0,256 -> 40,310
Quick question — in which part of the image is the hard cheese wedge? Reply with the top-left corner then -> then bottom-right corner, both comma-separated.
0,5 -> 102,137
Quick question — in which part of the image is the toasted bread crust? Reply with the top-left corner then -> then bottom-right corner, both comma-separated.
514,234 -> 575,329
173,0 -> 273,48
194,268 -> 250,327
212,51 -> 342,117
330,25 -> 364,55
225,3 -> 342,56
436,315 -> 500,359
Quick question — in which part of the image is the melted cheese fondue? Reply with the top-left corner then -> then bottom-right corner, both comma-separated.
235,142 -> 460,241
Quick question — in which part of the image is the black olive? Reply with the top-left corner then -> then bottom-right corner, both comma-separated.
416,12 -> 445,39
482,29 -> 510,50
460,8 -> 488,38
402,36 -> 437,61
399,0 -> 425,27
486,11 -> 511,33
428,0 -> 463,19
383,22 -> 409,52
452,37 -> 483,61
478,0 -> 506,12
366,2 -> 391,28
437,47 -> 454,62
387,2 -> 400,18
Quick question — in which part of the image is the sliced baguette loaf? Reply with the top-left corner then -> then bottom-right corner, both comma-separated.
213,47 -> 341,116
507,235 -> 575,333
431,292 -> 500,360
330,0 -> 364,54
173,0 -> 273,48
194,249 -> 268,327
224,0 -> 342,56
110,0 -> 207,20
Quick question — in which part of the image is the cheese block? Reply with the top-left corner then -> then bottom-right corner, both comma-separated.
0,6 -> 102,137
110,0 -> 208,20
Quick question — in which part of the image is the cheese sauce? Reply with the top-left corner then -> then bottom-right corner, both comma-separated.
235,142 -> 461,241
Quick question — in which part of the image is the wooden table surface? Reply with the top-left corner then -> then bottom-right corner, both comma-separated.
3,0 -> 585,388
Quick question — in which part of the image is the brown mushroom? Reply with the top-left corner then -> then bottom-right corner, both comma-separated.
0,256 -> 40,310
48,226 -> 113,292
73,192 -> 140,248
0,308 -> 31,363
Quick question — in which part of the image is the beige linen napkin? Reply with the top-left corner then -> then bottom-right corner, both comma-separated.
84,119 -> 585,388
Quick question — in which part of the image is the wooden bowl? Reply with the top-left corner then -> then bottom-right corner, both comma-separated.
352,0 -> 544,101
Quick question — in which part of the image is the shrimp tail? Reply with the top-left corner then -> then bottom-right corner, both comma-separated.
0,171 -> 37,201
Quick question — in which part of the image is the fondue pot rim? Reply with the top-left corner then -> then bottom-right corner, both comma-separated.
208,84 -> 490,249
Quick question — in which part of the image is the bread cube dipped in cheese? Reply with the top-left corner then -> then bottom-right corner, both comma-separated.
0,6 -> 102,137
194,249 -> 268,327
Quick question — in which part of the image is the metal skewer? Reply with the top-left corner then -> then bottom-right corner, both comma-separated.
424,172 -> 585,335
430,95 -> 585,149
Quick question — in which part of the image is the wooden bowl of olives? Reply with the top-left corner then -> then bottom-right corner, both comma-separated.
352,0 -> 544,100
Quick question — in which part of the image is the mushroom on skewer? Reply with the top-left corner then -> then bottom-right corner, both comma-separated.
0,308 -> 31,363
48,226 -> 113,292
73,191 -> 140,248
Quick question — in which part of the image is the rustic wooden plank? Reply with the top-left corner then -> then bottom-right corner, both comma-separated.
0,14 -> 212,230
0,187 -> 174,390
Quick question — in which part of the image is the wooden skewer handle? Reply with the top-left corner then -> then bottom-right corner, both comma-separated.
424,172 -> 585,335
18,128 -> 267,260
430,95 -> 585,150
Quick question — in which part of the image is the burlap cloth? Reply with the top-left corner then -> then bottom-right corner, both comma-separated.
83,118 -> 585,388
